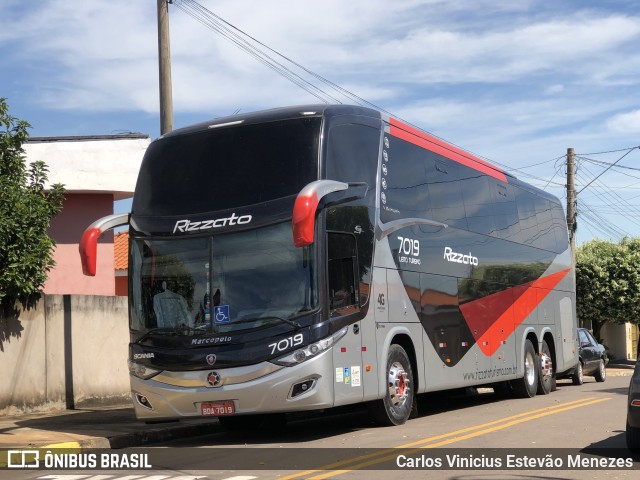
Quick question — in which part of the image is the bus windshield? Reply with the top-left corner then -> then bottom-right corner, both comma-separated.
129,222 -> 317,337
132,117 -> 321,216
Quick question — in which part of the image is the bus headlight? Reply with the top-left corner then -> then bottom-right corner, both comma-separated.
128,360 -> 162,380
273,326 -> 348,366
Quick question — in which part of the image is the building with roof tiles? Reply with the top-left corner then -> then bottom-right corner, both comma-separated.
24,134 -> 149,296
114,231 -> 129,296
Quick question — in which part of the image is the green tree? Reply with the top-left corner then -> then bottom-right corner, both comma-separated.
576,237 -> 640,340
0,98 -> 65,310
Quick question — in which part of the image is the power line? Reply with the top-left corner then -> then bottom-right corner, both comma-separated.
578,154 -> 640,173
175,0 -> 402,119
577,146 -> 640,156
174,0 -> 340,104
576,163 -> 640,229
516,155 -> 566,170
579,200 -> 631,238
576,147 -> 639,195
173,1 -> 582,198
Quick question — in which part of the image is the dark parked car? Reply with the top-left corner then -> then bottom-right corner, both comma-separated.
626,340 -> 640,452
570,328 -> 608,385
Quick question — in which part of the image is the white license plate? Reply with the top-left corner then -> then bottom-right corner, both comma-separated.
201,401 -> 235,416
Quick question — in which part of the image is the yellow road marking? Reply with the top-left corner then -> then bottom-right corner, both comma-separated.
0,442 -> 81,467
280,396 -> 611,480
41,442 -> 82,449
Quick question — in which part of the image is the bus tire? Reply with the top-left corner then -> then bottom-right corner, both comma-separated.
537,339 -> 555,395
372,344 -> 414,426
513,339 -> 538,398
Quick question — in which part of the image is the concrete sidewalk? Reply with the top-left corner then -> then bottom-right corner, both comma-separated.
0,366 -> 634,451
0,405 -> 220,450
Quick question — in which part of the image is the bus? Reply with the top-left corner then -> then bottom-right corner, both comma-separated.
80,105 -> 578,427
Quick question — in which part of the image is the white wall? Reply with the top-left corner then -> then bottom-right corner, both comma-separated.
24,136 -> 150,200
0,295 -> 130,414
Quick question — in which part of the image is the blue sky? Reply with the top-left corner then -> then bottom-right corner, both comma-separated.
2,0 -> 640,245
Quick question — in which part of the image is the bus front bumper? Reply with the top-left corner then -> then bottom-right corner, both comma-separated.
129,353 -> 335,421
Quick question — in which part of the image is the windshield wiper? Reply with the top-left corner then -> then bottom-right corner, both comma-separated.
135,325 -> 207,344
233,315 -> 302,329
271,316 -> 302,329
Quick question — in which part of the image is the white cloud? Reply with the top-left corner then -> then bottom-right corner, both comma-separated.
1,0 -> 640,150
0,0 -> 637,122
607,109 -> 640,134
2,0 -> 640,242
545,84 -> 565,95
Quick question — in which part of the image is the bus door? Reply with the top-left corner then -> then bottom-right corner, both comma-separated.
327,232 -> 364,405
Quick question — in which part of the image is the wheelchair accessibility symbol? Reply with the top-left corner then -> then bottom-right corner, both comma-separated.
214,305 -> 230,324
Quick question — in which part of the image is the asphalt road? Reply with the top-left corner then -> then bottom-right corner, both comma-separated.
4,369 -> 636,480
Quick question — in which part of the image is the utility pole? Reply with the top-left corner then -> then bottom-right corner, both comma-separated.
157,0 -> 173,134
566,147 -> 576,263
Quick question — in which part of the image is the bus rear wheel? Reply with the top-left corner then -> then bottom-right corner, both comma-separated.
372,344 -> 414,426
513,339 -> 538,398
537,339 -> 555,395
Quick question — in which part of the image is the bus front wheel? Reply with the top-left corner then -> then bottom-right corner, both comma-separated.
372,344 -> 414,426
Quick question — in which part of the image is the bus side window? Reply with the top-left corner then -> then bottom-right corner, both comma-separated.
551,201 -> 569,253
328,232 -> 359,315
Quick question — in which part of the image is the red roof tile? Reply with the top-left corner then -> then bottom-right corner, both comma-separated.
114,231 -> 129,271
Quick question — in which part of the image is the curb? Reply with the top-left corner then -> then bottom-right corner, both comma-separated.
105,421 -> 218,449
608,363 -> 636,370
0,421 -> 218,467
34,421 -> 220,450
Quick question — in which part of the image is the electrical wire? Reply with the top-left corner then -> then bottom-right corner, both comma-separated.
175,0 -> 404,120
577,146 -> 640,156
173,0 -> 572,192
515,155 -> 567,170
173,0 -> 640,238
577,147 -> 639,195
173,1 -> 340,104
576,163 -> 640,230
578,155 -> 640,175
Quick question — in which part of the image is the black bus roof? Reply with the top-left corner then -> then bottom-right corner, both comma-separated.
155,104 -> 559,204
159,104 -> 381,139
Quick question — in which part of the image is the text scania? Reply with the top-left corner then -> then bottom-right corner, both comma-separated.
133,352 -> 155,359
444,247 -> 479,266
173,213 -> 252,233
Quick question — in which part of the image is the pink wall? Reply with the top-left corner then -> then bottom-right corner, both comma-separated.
44,193 -> 116,295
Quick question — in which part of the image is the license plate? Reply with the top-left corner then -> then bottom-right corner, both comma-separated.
201,401 -> 235,416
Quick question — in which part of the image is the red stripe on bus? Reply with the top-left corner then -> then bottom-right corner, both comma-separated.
389,118 -> 508,183
459,268 -> 571,357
